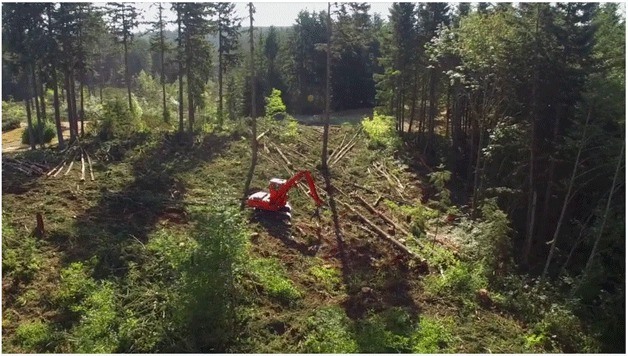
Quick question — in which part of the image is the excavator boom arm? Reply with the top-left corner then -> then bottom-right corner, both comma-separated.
273,171 -> 323,206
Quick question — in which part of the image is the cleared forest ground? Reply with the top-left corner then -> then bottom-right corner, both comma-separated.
1,116 -> 574,353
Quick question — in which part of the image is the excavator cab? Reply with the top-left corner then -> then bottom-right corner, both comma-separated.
268,178 -> 286,197
246,170 -> 323,220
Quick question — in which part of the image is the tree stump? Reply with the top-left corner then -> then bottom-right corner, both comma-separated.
35,212 -> 45,238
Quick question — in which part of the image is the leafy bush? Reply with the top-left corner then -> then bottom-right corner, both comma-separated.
96,96 -> 143,140
356,307 -> 416,353
2,218 -> 42,281
427,165 -> 452,207
309,264 -> 342,292
384,199 -> 438,239
250,258 -> 301,304
15,320 -> 54,351
362,112 -> 400,149
264,88 -> 287,119
531,304 -> 599,353
3,117 -> 21,131
179,203 -> 250,350
21,121 -> 56,145
55,261 -> 97,310
424,261 -> 487,311
2,100 -> 25,130
411,316 -> 455,353
302,307 -> 358,353
69,281 -> 120,353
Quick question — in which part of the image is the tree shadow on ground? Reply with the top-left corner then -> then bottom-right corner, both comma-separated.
322,168 -> 421,326
49,132 -> 232,279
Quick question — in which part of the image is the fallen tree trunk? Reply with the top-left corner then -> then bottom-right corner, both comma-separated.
355,195 -> 411,237
339,200 -> 426,264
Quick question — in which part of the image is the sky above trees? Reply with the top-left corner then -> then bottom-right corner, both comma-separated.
134,2 -> 395,29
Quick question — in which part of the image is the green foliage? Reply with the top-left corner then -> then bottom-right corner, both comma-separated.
531,304 -> 599,353
2,218 -> 42,281
69,281 -> 120,353
424,260 -> 487,311
179,202 -> 250,349
2,100 -> 25,131
96,96 -> 143,140
302,307 -> 358,353
362,112 -> 399,149
427,165 -> 452,207
455,198 -> 512,273
309,263 -> 342,292
411,316 -> 455,353
250,258 -> 301,304
15,320 -> 54,351
264,88 -> 286,119
21,121 -> 56,145
55,261 -> 97,310
384,199 -> 438,239
356,307 -> 416,353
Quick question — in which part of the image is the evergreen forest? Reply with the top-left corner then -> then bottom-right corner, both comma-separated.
1,2 -> 625,353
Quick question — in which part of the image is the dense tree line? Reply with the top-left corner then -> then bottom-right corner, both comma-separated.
2,2 -> 625,350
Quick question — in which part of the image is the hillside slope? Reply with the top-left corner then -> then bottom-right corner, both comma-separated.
2,118 -> 595,353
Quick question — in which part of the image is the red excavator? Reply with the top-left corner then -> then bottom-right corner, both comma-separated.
247,170 -> 324,219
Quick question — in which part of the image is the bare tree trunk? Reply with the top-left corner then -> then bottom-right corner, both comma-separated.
218,23 -> 224,127
241,2 -> 257,211
65,72 -> 76,143
541,110 -> 591,282
25,74 -> 36,150
123,35 -> 132,112
321,2 -> 332,171
177,13 -> 184,134
80,80 -> 85,137
32,64 -> 42,127
522,6 -> 540,267
158,4 -> 168,123
39,66 -> 47,123
582,143 -> 624,279
407,70 -> 418,133
445,83 -> 451,139
52,66 -> 65,150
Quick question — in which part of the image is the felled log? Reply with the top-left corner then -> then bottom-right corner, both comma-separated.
339,200 -> 426,264
355,195 -> 411,237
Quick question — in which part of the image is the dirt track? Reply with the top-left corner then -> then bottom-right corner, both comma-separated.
2,122 -> 89,153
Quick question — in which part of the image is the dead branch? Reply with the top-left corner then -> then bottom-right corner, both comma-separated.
85,151 -> 95,181
330,141 -> 358,167
373,195 -> 383,207
273,143 -> 293,169
53,162 -> 66,177
256,130 -> 270,141
339,200 -> 426,263
355,195 -> 411,237
329,132 -> 348,162
80,150 -> 86,181
63,156 -> 75,176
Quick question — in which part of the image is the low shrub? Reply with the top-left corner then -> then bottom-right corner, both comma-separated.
2,218 -> 42,281
15,320 -> 54,351
424,260 -> 488,312
3,117 -> 21,131
250,258 -> 301,304
96,96 -> 143,140
356,307 -> 415,353
302,307 -> 358,353
69,281 -> 120,353
411,315 -> 455,353
265,88 -> 287,120
21,121 -> 56,145
2,100 -> 26,130
362,112 -> 400,150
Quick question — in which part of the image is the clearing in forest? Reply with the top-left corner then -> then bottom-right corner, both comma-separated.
1,115 -> 581,353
